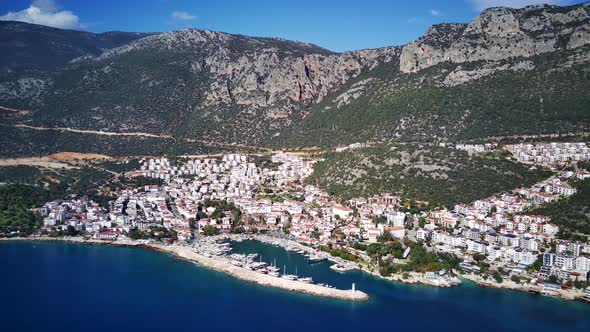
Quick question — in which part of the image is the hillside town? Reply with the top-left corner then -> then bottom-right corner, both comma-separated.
35,146 -> 590,301
507,142 -> 590,168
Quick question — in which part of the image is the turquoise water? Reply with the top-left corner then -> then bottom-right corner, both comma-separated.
1,240 -> 588,332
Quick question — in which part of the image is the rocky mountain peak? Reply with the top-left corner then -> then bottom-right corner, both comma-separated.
400,3 -> 590,73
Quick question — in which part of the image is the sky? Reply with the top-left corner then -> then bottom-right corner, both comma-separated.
0,0 -> 587,52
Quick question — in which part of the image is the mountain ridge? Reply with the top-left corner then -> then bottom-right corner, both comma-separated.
0,2 -> 589,157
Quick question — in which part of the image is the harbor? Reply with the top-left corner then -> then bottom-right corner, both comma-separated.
148,240 -> 369,302
4,239 -> 590,332
1,235 -> 367,301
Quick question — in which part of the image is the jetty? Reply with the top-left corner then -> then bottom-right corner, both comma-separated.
149,243 -> 369,302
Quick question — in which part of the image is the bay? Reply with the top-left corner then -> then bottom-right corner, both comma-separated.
1,240 -> 588,332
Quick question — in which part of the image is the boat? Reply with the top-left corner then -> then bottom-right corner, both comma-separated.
307,255 -> 327,264
281,265 -> 297,280
330,263 -> 350,272
268,259 -> 280,273
298,277 -> 313,283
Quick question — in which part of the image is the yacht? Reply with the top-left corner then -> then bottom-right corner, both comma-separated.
307,255 -> 327,264
298,277 -> 313,283
281,265 -> 297,280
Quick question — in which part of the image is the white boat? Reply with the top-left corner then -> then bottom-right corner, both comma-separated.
281,265 -> 297,280
298,277 -> 313,283
268,259 -> 280,273
307,255 -> 327,264
330,264 -> 350,272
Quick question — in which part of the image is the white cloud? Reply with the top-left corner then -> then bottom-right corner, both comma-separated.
32,0 -> 57,12
0,0 -> 82,29
469,0 -> 564,11
430,9 -> 441,16
171,11 -> 196,21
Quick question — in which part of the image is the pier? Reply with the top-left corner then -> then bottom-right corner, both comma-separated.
150,243 -> 369,302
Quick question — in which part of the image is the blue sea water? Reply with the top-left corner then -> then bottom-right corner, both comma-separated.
1,240 -> 588,332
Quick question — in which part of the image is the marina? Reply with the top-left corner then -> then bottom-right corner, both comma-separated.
148,237 -> 368,301
3,240 -> 590,332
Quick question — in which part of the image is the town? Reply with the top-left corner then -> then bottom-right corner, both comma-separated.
35,145 -> 590,302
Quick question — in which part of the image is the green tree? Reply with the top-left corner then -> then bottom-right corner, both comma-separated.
493,271 -> 503,283
201,225 -> 220,236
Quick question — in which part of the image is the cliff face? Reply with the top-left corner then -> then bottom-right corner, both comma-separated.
90,28 -> 399,113
0,27 -> 400,140
400,4 -> 590,73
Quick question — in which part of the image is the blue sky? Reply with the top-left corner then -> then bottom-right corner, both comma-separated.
0,0 -> 586,51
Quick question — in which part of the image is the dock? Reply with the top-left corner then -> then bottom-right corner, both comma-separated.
149,243 -> 369,302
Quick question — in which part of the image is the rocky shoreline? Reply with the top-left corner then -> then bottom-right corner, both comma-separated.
458,272 -> 587,301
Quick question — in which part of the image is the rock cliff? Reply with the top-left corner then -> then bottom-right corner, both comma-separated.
400,4 -> 590,73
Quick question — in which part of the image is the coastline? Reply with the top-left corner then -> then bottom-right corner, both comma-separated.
235,234 -> 460,288
217,234 -> 590,303
2,235 -> 588,303
0,236 -> 368,302
457,272 -> 587,301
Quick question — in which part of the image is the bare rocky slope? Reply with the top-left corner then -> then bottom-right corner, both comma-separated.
0,3 -> 589,155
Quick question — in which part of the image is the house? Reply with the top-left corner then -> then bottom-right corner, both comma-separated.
332,205 -> 353,219
416,229 -> 431,241
575,256 -> 590,274
388,226 -> 406,239
386,212 -> 406,227
366,228 -> 382,242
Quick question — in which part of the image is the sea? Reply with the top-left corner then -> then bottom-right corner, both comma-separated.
1,240 -> 588,332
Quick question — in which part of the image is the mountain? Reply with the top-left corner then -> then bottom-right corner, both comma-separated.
0,21 -> 152,73
0,3 -> 589,157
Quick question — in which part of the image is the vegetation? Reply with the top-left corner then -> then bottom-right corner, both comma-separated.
0,184 -> 55,236
127,227 -> 177,241
0,165 -> 123,236
2,23 -> 589,156
0,206 -> 41,236
527,255 -> 543,272
201,225 -> 221,236
525,179 -> 590,239
99,159 -> 141,173
307,143 -> 550,207
278,47 -> 590,147
0,166 -> 42,184
0,125 -> 229,158
493,271 -> 503,283
319,245 -> 362,263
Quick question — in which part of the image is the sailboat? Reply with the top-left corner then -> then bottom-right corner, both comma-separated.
268,258 -> 280,274
281,265 -> 297,280
295,265 -> 313,283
